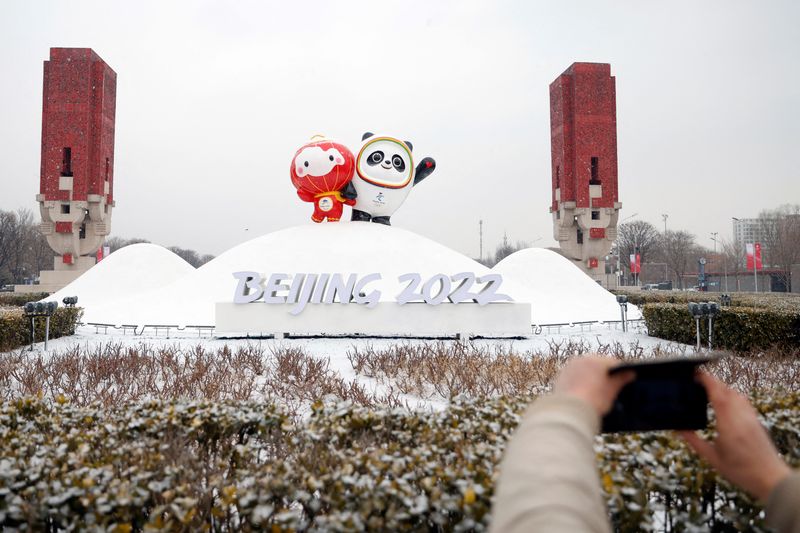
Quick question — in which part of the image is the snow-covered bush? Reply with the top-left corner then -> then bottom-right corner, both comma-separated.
1,393 -> 797,531
0,306 -> 82,352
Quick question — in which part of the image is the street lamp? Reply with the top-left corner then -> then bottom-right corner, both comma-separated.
731,217 -> 742,291
710,233 -> 727,292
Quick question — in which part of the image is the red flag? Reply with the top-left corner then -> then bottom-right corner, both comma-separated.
746,243 -> 763,270
629,253 -> 641,274
754,242 -> 763,269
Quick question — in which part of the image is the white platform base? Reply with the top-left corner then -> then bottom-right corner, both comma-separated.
215,302 -> 532,338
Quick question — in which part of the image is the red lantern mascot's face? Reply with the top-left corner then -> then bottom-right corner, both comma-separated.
290,139 -> 356,223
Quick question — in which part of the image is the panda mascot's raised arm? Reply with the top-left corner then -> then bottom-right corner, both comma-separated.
348,132 -> 437,225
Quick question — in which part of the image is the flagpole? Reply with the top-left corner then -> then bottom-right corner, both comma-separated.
754,243 -> 758,293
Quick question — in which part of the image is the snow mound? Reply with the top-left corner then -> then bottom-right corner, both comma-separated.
492,248 -> 642,325
82,223 -> 513,326
46,243 -> 195,312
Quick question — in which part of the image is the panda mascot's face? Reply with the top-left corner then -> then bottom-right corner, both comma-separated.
356,137 -> 414,189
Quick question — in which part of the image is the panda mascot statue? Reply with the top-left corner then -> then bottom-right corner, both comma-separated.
342,132 -> 436,225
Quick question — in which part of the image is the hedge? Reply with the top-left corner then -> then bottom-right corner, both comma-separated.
0,293 -> 51,307
642,303 -> 800,351
0,307 -> 83,352
0,394 -> 797,531
615,289 -> 800,313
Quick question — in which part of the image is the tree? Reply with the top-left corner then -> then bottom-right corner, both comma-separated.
490,233 -> 529,267
719,238 -> 745,292
0,210 -> 19,286
169,246 -> 202,268
106,238 -> 214,268
661,230 -> 696,289
105,236 -> 151,252
0,208 -> 52,287
0,208 -> 216,286
758,204 -> 800,291
617,220 -> 661,281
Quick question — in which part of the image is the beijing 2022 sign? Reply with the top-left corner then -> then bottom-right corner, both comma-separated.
232,272 -> 512,316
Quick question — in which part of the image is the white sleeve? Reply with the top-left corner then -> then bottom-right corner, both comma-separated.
490,394 -> 612,533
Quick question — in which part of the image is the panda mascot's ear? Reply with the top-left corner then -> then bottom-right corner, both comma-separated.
362,132 -> 374,141
404,141 -> 413,152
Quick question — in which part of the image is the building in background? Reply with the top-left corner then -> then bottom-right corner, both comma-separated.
549,63 -> 622,285
732,218 -> 769,257
17,48 -> 117,293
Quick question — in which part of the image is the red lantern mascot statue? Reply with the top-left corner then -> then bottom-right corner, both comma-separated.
290,137 -> 356,222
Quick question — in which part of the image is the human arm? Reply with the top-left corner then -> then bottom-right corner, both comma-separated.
490,357 -> 633,533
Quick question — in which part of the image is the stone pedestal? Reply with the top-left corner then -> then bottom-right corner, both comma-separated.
14,256 -> 95,294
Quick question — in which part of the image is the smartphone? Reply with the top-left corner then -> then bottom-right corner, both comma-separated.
601,356 -> 718,433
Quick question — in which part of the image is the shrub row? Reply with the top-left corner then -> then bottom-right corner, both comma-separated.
0,394 -> 798,531
642,303 -> 800,351
0,307 -> 83,352
615,289 -> 800,312
3,341 -> 799,414
0,293 -> 50,307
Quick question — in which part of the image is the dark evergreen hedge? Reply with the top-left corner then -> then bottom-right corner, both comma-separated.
615,290 -> 800,313
0,307 -> 83,352
0,292 -> 50,307
643,303 -> 800,351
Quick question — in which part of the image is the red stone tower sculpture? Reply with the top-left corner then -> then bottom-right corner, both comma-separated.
550,62 -> 621,283
35,48 -> 116,290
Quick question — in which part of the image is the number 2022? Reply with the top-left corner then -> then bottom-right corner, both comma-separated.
396,273 -> 513,306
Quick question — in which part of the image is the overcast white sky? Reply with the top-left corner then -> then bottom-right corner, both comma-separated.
1,0 -> 798,259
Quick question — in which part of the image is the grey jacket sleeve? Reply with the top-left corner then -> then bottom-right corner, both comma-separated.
490,394 -> 612,533
766,471 -> 800,533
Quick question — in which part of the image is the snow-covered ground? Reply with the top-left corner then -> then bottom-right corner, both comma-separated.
27,320 -> 661,357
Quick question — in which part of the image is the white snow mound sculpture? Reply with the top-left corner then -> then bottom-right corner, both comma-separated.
81,223 -> 518,327
492,247 -> 642,325
46,243 -> 194,313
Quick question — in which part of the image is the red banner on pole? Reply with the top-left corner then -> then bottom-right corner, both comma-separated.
629,253 -> 641,274
746,243 -> 763,270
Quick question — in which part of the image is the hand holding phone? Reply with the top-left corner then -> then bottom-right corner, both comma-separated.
601,356 -> 716,433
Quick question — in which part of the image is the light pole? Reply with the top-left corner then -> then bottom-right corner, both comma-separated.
732,217 -> 741,291
710,232 -> 727,292
662,213 -> 668,234
479,220 -> 483,262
